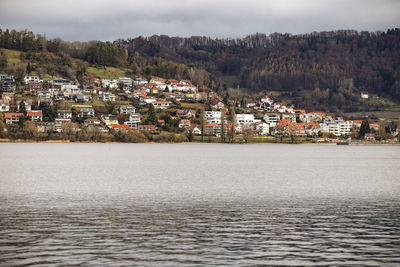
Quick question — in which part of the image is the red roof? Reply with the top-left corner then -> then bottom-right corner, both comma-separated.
309,112 -> 326,117
112,124 -> 129,130
4,113 -> 23,118
27,111 -> 43,117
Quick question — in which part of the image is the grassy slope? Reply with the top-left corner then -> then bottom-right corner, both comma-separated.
87,66 -> 127,79
0,48 -> 22,67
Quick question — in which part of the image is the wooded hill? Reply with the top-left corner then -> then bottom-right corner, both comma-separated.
1,28 -> 399,114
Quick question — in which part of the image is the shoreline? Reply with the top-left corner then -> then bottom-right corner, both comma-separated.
1,138 -> 398,145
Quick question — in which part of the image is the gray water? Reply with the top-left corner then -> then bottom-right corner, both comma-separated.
0,143 -> 399,266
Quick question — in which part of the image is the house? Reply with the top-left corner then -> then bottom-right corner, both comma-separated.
123,113 -> 141,129
37,91 -> 52,99
38,97 -> 53,106
152,101 -> 170,109
179,119 -> 191,129
118,77 -> 133,87
72,94 -> 88,103
252,121 -> 270,136
55,118 -> 71,124
27,82 -> 43,92
275,120 -> 306,136
1,92 -> 14,102
82,85 -> 98,94
49,79 -> 70,87
128,113 -> 141,123
261,96 -> 273,104
370,123 -> 380,132
101,79 -> 118,89
320,120 -> 351,136
236,114 -> 257,125
119,106 -> 135,115
204,123 -> 221,136
101,114 -> 118,128
138,125 -> 157,132
99,92 -> 116,102
176,109 -> 195,118
27,110 -> 43,122
4,113 -> 23,124
263,113 -> 280,127
361,92 -> 369,99
0,74 -> 15,83
206,111 -> 221,123
192,126 -> 202,135
24,76 -> 42,84
0,82 -> 16,91
36,122 -> 55,133
350,120 -> 362,130
281,113 -> 296,123
57,109 -> 73,119
305,122 -> 321,137
365,133 -> 376,141
133,78 -> 148,86
77,108 -> 95,118
124,121 -> 138,129
112,124 -> 130,131
0,100 -> 10,112
61,84 -> 80,94
84,118 -> 102,126
210,99 -> 225,110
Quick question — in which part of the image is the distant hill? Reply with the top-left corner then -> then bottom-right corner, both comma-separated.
1,28 -> 400,114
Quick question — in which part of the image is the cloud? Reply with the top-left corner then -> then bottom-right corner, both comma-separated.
0,0 -> 399,41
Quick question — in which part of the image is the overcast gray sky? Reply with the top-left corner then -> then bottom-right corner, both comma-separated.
1,0 -> 399,41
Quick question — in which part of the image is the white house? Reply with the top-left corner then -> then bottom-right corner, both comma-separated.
57,110 -> 72,119
236,114 -> 256,125
119,106 -> 135,115
253,122 -> 270,135
37,91 -> 52,99
361,92 -> 369,99
118,77 -> 133,87
27,110 -> 43,122
129,113 -> 141,123
101,79 -> 118,89
205,111 -> 221,123
320,120 -> 351,136
24,76 -> 42,84
49,79 -> 70,86
0,100 -> 10,112
134,78 -> 148,86
99,92 -> 116,102
124,121 -> 138,129
152,101 -> 170,109
263,113 -> 280,127
61,84 -> 80,94
77,108 -> 95,118
141,96 -> 156,104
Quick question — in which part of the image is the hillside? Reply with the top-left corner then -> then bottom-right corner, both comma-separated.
1,28 -> 400,115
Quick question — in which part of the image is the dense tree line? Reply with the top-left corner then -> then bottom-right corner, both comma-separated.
115,29 -> 400,109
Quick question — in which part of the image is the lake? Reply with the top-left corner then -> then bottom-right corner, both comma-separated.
0,143 -> 399,266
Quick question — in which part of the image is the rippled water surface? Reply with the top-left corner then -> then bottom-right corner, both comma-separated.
1,143 -> 400,266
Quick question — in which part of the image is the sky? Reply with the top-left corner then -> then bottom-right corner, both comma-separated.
1,0 -> 399,41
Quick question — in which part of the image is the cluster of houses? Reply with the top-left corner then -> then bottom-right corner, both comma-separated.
0,72 -> 394,141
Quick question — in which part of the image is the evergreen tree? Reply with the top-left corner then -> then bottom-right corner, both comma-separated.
19,101 -> 26,116
147,104 -> 157,125
26,62 -> 32,74
359,120 -> 370,138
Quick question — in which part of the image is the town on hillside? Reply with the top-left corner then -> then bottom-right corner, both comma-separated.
0,73 -> 399,143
